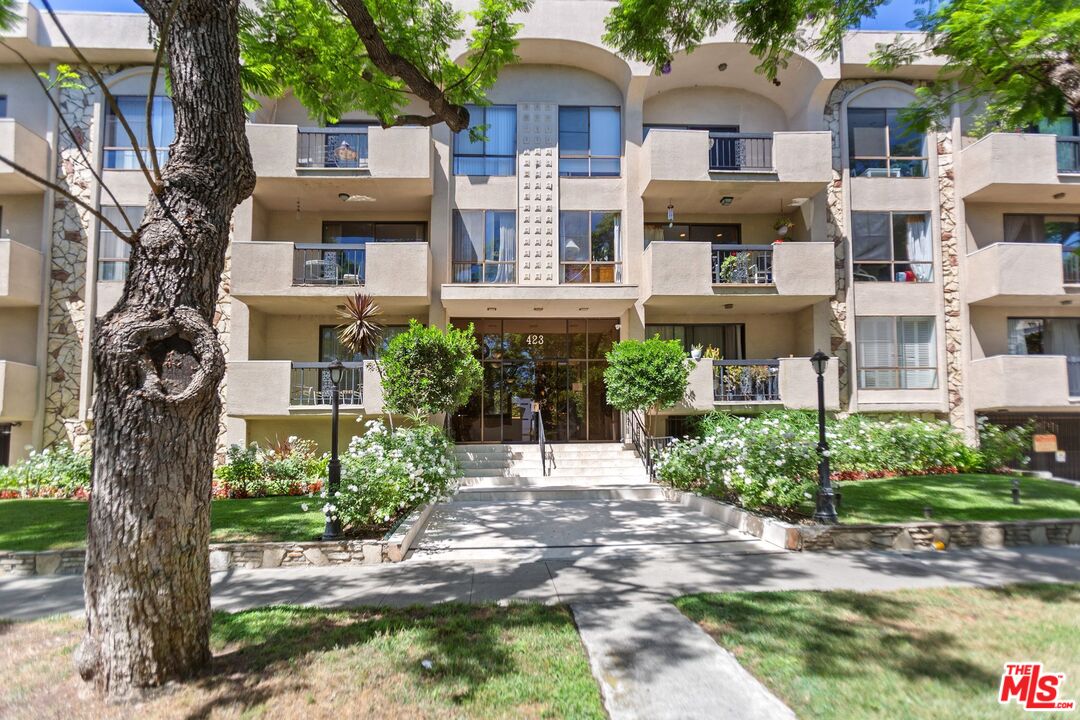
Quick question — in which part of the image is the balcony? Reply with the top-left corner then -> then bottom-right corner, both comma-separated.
959,133 -> 1080,203
641,240 -> 835,312
969,355 -> 1080,411
0,360 -> 37,422
668,357 -> 839,413
226,360 -> 385,417
965,243 -> 1080,306
640,129 -> 832,213
230,241 -> 431,314
0,119 -> 49,194
246,123 -> 433,212
0,240 -> 43,307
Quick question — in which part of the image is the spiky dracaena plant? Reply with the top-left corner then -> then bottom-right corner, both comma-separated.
336,293 -> 389,428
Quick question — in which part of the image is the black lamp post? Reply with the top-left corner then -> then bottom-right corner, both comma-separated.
810,351 -> 838,524
322,359 -> 345,541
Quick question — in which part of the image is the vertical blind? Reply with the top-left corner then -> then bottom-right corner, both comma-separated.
856,316 -> 936,389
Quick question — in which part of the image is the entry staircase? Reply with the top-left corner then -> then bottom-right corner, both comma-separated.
452,443 -> 664,502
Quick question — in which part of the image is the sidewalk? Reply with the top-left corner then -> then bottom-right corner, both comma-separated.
3,544 -> 1079,621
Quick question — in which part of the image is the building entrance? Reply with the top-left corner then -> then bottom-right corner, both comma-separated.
450,318 -> 619,443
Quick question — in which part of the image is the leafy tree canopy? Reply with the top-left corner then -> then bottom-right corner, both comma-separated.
380,319 -> 482,420
604,337 -> 690,420
870,0 -> 1080,133
239,0 -> 530,129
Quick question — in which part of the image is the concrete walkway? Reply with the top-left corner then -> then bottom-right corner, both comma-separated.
4,545 -> 1080,621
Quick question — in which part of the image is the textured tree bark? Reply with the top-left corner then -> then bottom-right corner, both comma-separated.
74,0 -> 255,697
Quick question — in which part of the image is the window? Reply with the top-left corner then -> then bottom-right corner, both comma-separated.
644,223 -> 740,245
847,107 -> 927,177
645,324 -> 745,358
852,212 -> 933,282
453,105 -> 515,176
451,210 -> 516,283
560,211 -> 621,283
1009,317 -> 1080,396
856,316 -> 937,389
98,205 -> 143,281
104,96 -> 174,170
320,324 -> 408,361
321,221 -> 426,244
559,106 -> 620,177
1005,214 -> 1080,282
0,95 -> 6,117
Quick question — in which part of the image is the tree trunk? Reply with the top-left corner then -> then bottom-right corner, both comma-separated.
75,0 -> 254,697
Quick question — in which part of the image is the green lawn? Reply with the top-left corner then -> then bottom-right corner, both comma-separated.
834,473 -> 1080,524
677,584 -> 1080,720
3,603 -> 605,719
0,496 -> 326,552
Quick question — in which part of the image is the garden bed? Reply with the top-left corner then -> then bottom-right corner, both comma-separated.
1,603 -> 606,720
0,498 -> 435,576
676,584 -> 1080,720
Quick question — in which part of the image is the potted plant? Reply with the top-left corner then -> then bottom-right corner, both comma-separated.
703,346 -> 723,360
690,343 -> 704,361
773,217 -> 794,240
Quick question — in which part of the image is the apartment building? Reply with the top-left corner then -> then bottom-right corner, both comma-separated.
1,2 -> 1079,475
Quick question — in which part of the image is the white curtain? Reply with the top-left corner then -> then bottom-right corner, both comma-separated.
904,214 -> 933,282
490,211 -> 516,284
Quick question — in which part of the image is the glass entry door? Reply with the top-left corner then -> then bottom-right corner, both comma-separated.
451,318 -> 618,443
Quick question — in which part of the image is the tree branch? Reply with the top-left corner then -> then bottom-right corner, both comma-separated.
0,38 -> 135,235
40,0 -> 161,195
335,0 -> 470,132
145,0 -> 182,183
0,153 -> 132,241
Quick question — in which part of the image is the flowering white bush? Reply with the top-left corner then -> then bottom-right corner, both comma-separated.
0,445 -> 91,498
324,420 -> 461,528
657,410 -> 1016,511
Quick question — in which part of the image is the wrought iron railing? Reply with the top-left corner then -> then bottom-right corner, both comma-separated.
1058,137 -> 1080,174
709,132 -> 774,171
537,406 -> 554,477
297,127 -> 369,169
290,362 -> 363,406
293,244 -> 366,285
713,360 -> 781,402
1064,252 -> 1080,284
622,410 -> 673,482
711,244 -> 774,284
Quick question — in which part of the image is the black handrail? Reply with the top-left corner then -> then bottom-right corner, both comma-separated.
623,410 -> 673,482
537,405 -> 554,476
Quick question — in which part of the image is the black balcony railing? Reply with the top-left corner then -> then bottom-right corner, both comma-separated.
297,127 -> 369,169
713,360 -> 781,402
1058,137 -> 1080,174
709,132 -> 774,171
290,362 -> 363,406
293,244 -> 366,285
711,244 -> 774,284
1064,252 -> 1080,284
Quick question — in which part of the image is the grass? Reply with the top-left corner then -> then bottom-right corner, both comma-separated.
676,584 -> 1080,720
0,603 -> 605,719
833,473 -> 1080,524
0,496 -> 328,552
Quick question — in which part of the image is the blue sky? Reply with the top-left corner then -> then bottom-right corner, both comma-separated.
37,0 -> 923,30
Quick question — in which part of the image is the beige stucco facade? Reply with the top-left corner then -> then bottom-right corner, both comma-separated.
0,1 -> 1078,461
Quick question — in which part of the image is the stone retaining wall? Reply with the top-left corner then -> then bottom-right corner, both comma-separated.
0,505 -> 433,577
663,489 -> 1080,553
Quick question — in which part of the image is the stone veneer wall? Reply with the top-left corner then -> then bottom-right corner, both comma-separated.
44,65 -> 233,457
936,130 -> 965,430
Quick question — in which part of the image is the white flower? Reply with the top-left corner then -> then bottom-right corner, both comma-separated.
301,503 -> 309,512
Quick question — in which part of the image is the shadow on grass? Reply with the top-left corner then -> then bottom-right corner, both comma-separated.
675,586 -> 1002,692
180,602 -> 588,720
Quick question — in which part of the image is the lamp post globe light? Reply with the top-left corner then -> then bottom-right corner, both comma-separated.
322,359 -> 346,541
809,351 -> 838,524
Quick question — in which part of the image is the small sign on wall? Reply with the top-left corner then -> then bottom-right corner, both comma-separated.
1033,434 -> 1059,453
1056,450 -> 1068,464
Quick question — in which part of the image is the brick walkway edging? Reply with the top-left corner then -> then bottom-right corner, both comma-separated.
0,504 -> 434,577
662,489 -> 1080,552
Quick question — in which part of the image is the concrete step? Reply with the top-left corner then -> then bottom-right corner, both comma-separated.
460,475 -> 650,488
407,538 -> 777,563
454,485 -> 667,502
458,459 -> 646,471
461,465 -> 648,478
